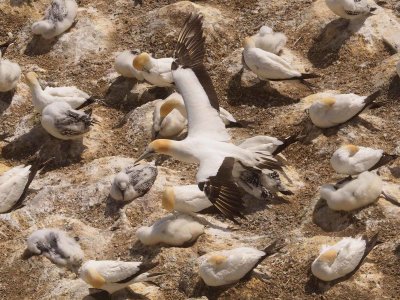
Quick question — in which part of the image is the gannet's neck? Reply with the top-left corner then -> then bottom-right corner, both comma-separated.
27,79 -> 47,111
153,139 -> 197,163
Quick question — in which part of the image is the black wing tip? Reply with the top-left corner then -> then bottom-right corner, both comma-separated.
365,90 -> 382,104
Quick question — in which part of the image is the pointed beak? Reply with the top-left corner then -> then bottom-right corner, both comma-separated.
135,149 -> 154,163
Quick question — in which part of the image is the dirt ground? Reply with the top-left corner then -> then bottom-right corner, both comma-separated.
0,0 -> 400,299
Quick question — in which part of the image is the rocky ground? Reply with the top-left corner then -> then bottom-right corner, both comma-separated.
1,0 -> 400,299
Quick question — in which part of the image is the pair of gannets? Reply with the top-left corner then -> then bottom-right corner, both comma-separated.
242,36 -> 318,81
114,50 -> 144,80
325,0 -> 377,20
136,14 -> 291,223
199,241 -> 281,286
153,92 -> 239,139
331,144 -> 398,175
307,90 -> 381,128
132,52 -> 174,87
312,234 -> 378,282
0,37 -> 21,92
24,229 -> 163,295
110,163 -> 158,201
32,0 -> 78,39
250,26 -> 287,55
136,214 -> 204,246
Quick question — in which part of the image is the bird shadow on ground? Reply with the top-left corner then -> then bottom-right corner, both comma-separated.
387,75 -> 400,101
9,0 -> 31,6
0,90 -> 14,114
307,18 -> 366,68
189,278 -> 236,300
1,125 -> 85,170
24,35 -> 59,56
389,166 -> 400,178
129,241 -> 162,261
104,196 -> 127,218
226,69 -> 299,109
394,244 -> 400,258
82,288 -> 148,300
312,198 -> 356,232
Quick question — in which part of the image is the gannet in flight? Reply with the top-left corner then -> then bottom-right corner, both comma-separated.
26,72 -> 93,113
331,144 -> 398,175
132,52 -> 174,87
153,92 -> 240,139
242,36 -> 318,81
251,26 -> 287,54
311,234 -> 378,282
136,14 -> 290,223
32,0 -> 78,39
41,102 -> 96,140
325,0 -> 377,20
136,214 -> 204,246
0,37 -> 21,92
110,163 -> 158,201
307,90 -> 381,128
198,241 -> 281,286
320,171 -> 383,211
114,50 -> 144,80
79,260 -> 162,294
23,228 -> 84,272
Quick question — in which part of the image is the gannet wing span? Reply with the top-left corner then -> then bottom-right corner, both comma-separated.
198,157 -> 246,224
172,13 -> 230,142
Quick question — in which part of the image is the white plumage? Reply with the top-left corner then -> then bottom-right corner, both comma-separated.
243,37 -> 308,80
110,163 -> 158,201
307,91 -> 377,128
32,0 -> 78,39
0,165 -> 31,213
198,247 -> 266,286
79,260 -> 159,294
26,72 -> 91,113
132,52 -> 173,87
162,185 -> 212,213
320,171 -> 382,211
237,135 -> 284,154
0,47 -> 21,92
311,237 -> 366,281
114,50 -> 144,80
251,26 -> 287,54
330,144 -> 385,175
136,214 -> 204,246
325,0 -> 376,20
41,101 -> 95,140
25,228 -> 84,271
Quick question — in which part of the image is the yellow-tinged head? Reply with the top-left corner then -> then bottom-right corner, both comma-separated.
208,255 -> 227,266
162,186 -> 175,211
25,72 -> 39,86
320,97 -> 336,107
160,98 -> 184,118
84,268 -> 106,289
243,36 -> 255,49
345,144 -> 359,156
135,139 -> 172,163
133,52 -> 151,71
319,249 -> 338,264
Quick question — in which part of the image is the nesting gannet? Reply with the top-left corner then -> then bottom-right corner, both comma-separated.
331,144 -> 398,175
110,163 -> 158,201
242,36 -> 318,81
153,92 -> 240,139
311,234 -> 378,282
0,39 -> 21,92
237,134 -> 298,156
26,72 -> 93,113
114,50 -> 144,80
79,260 -> 162,294
162,185 -> 213,214
132,52 -> 173,87
136,214 -> 204,246
198,242 -> 280,286
0,163 -> 40,213
251,26 -> 287,54
32,0 -> 78,39
307,90 -> 381,128
325,0 -> 377,20
41,102 -> 96,140
136,14 -> 290,222
23,228 -> 84,272
320,171 -> 382,211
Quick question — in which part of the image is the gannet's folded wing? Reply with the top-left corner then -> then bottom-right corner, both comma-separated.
172,13 -> 230,142
55,109 -> 94,136
47,0 -> 68,22
44,86 -> 90,99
